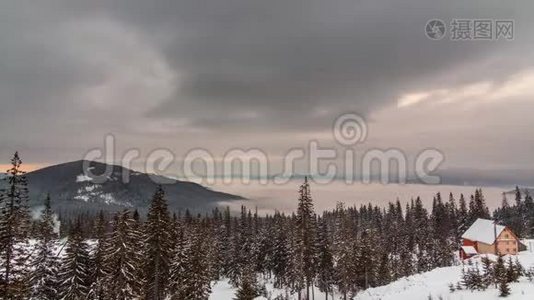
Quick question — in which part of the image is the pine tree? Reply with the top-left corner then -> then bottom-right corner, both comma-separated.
271,212 -> 290,289
181,225 -> 211,299
103,210 -> 143,299
143,186 -> 173,300
524,192 -> 534,237
376,251 -> 391,287
294,177 -> 317,299
494,255 -> 507,286
87,210 -> 107,300
316,218 -> 335,300
57,223 -> 91,300
220,207 -> 234,278
514,186 -> 522,207
480,256 -> 493,288
456,194 -> 469,235
235,206 -> 256,286
287,215 -> 305,296
498,276 -> 511,297
0,152 -> 32,299
506,257 -> 520,283
513,257 -> 524,278
168,227 -> 188,299
30,194 -> 59,300
234,266 -> 259,300
472,189 -> 490,220
333,203 -> 354,300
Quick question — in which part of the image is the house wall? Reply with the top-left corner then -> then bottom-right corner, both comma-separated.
462,239 -> 476,247
496,228 -> 519,255
477,242 -> 495,254
471,228 -> 519,255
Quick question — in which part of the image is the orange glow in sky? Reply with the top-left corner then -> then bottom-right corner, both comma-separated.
0,163 -> 45,173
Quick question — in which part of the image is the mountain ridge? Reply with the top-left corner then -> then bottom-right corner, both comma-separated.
7,160 -> 243,216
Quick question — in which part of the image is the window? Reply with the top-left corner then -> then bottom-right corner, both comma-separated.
506,248 -> 510,252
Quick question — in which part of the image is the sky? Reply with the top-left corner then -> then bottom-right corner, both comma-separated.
1,0 -> 534,186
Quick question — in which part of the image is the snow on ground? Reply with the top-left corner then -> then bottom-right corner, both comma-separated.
356,241 -> 534,300
72,183 -> 133,207
211,241 -> 534,300
210,280 -> 341,300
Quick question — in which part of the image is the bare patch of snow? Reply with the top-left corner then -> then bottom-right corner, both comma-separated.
76,174 -> 93,182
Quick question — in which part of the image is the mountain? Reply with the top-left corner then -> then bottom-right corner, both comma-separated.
14,160 -> 243,216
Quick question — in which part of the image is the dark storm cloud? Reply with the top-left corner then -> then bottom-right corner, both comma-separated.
0,0 -> 533,178
133,0 -> 533,129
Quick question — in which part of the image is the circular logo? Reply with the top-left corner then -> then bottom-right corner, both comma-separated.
425,19 -> 446,40
333,113 -> 368,146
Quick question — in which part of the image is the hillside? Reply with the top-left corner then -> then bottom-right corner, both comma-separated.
355,248 -> 534,300
209,247 -> 534,299
13,160 -> 243,215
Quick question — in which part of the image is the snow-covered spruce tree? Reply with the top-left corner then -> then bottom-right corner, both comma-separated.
234,279 -> 258,300
0,152 -> 32,299
30,194 -> 59,300
494,255 -> 507,287
412,197 -> 433,273
333,203 -> 355,300
271,212 -> 290,289
382,202 -> 402,282
143,185 -> 173,300
220,206 -> 234,279
316,218 -> 335,300
287,214 -> 305,297
506,257 -> 521,283
513,257 -> 524,279
524,192 -> 534,237
234,266 -> 259,300
252,208 -> 270,279
102,210 -> 143,299
376,251 -> 392,287
498,276 -> 511,297
447,193 -> 462,247
226,206 -> 256,287
354,229 -> 379,290
227,217 -> 242,286
481,256 -> 493,288
233,209 -> 262,298
430,193 -> 455,268
457,194 -> 469,235
87,210 -> 107,300
57,222 -> 91,300
209,208 -> 227,281
168,226 -> 188,299
398,203 -> 414,279
207,216 -> 223,281
294,177 -> 317,299
180,224 -> 211,299
468,189 -> 491,222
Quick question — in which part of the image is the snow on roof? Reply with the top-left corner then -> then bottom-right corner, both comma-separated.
461,246 -> 478,255
461,218 -> 506,245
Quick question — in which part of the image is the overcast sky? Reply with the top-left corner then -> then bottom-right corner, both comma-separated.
1,0 -> 533,185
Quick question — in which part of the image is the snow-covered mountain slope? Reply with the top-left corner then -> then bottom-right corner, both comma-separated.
6,160 -> 243,216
